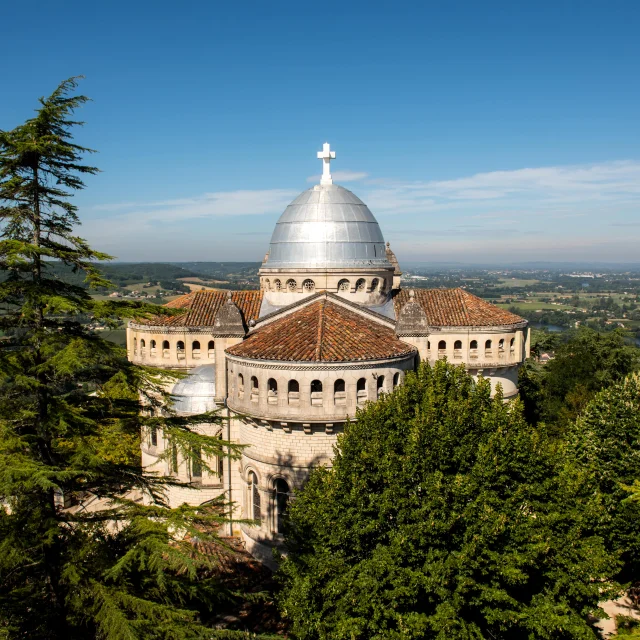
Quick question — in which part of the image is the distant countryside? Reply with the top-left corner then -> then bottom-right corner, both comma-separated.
23,261 -> 637,347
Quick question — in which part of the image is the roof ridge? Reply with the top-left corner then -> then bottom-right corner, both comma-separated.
315,299 -> 326,361
457,287 -> 470,322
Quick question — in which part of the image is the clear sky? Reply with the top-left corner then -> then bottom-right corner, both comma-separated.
2,0 -> 639,264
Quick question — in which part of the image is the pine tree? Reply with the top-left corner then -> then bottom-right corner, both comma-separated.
0,79 -> 250,639
277,361 -> 619,640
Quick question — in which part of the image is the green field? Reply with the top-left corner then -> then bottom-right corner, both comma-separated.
497,301 -> 573,312
496,278 -> 541,288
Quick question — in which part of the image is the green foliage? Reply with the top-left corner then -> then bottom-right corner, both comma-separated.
612,616 -> 640,637
519,328 -> 639,434
567,373 -> 640,583
277,360 -> 619,640
0,78 -> 250,639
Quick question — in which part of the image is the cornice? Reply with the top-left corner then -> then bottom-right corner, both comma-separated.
224,351 -> 416,371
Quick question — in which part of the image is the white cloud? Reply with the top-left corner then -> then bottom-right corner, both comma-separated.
306,170 -> 369,183
362,160 -> 640,215
80,160 -> 640,262
90,189 -> 298,226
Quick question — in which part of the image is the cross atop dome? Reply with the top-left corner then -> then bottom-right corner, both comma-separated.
317,142 -> 336,185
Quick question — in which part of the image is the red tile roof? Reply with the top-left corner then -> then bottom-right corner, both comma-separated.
394,288 -> 525,327
138,290 -> 263,327
226,299 -> 416,362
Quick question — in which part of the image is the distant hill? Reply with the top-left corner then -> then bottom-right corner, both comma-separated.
175,262 -> 261,280
0,262 -> 202,289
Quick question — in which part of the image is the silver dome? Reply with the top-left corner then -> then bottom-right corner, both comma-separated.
264,184 -> 392,269
170,365 -> 216,415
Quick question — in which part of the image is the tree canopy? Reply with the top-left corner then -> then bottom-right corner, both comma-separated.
567,373 -> 640,584
278,361 -> 619,640
519,327 -> 639,434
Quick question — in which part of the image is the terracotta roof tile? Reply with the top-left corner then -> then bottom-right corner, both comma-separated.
394,288 -> 525,327
139,290 -> 263,327
227,299 -> 416,362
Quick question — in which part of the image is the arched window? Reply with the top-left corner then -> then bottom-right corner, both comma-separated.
133,337 -> 137,354
274,279 -> 282,291
248,471 -> 261,522
438,340 -> 447,357
470,340 -> 478,350
357,377 -> 367,405
454,340 -> 462,358
208,340 -> 215,358
192,340 -> 201,358
162,340 -> 170,358
310,380 -> 323,406
191,446 -> 202,480
427,340 -> 431,355
337,279 -> 350,292
379,279 -> 387,292
238,373 -> 244,399
371,278 -> 379,291
334,379 -> 346,406
510,337 -> 516,352
355,278 -> 366,292
288,379 -> 300,405
377,375 -> 385,398
150,426 -> 157,448
286,279 -> 297,292
485,340 -> 492,352
302,279 -> 315,292
150,339 -> 157,354
274,478 -> 290,534
499,338 -> 505,352
140,339 -> 146,349
250,376 -> 259,402
268,378 -> 278,404
393,372 -> 401,388
263,278 -> 270,291
176,340 -> 185,360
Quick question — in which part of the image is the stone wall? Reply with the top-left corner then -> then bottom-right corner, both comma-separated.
226,353 -> 416,423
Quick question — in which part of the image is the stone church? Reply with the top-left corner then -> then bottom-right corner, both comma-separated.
127,144 -> 530,563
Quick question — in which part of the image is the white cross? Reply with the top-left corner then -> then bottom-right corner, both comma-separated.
317,142 -> 336,185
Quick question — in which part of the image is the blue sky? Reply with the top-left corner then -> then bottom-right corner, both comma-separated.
2,0 -> 639,264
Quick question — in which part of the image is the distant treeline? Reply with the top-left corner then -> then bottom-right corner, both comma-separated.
0,262 -> 262,291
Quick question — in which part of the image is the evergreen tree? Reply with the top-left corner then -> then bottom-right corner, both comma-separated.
278,361 -> 619,640
0,79 -> 248,638
567,373 -> 640,584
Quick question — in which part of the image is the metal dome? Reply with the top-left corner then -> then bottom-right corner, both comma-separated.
264,184 -> 392,269
170,365 -> 216,415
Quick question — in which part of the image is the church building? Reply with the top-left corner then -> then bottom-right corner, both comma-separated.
127,144 -> 530,563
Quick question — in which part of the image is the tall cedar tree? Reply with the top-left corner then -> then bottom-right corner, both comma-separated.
277,360 -> 619,640
0,79 -> 250,639
567,373 -> 640,584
